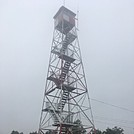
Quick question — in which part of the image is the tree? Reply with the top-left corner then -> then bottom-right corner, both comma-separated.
95,129 -> 103,134
103,127 -> 124,134
11,131 -> 19,134
29,131 -> 38,134
92,127 -> 124,134
11,131 -> 23,134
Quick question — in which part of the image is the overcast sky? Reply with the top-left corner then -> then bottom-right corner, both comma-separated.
0,0 -> 134,134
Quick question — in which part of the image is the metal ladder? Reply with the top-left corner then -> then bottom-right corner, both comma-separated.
59,61 -> 71,82
60,126 -> 67,134
57,34 -> 72,112
57,89 -> 69,111
60,34 -> 70,54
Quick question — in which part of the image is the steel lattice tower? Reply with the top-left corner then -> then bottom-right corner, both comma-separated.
38,6 -> 95,134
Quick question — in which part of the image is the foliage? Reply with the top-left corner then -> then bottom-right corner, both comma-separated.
93,127 -> 124,134
29,131 -> 38,134
11,126 -> 124,134
103,127 -> 124,134
11,130 -> 38,134
11,130 -> 23,134
95,129 -> 103,134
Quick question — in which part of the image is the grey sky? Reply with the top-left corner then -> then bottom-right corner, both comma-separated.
0,0 -> 134,134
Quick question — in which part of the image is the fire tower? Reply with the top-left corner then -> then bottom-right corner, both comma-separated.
38,6 -> 95,134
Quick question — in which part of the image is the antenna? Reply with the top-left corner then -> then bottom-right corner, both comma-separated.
76,0 -> 79,30
63,0 -> 65,6
76,10 -> 79,30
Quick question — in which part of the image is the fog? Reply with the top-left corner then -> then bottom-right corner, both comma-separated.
0,0 -> 134,134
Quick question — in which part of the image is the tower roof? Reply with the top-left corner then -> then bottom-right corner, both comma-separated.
53,6 -> 76,19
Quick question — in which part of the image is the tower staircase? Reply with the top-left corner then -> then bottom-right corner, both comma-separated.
57,89 -> 69,111
59,61 -> 71,83
60,126 -> 67,134
53,33 -> 76,113
51,112 -> 59,124
45,33 -> 76,126
60,32 -> 76,54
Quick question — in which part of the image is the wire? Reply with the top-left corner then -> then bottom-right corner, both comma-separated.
89,98 -> 134,131
95,120 -> 133,129
90,98 -> 134,113
94,115 -> 134,125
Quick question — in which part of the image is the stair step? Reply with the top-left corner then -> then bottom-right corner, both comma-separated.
65,63 -> 70,66
65,63 -> 70,67
51,112 -> 60,124
63,96 -> 68,98
66,32 -> 77,44
59,55 -> 75,63
63,94 -> 68,96
60,33 -> 76,55
62,68 -> 68,72
60,73 -> 66,77
59,61 -> 71,82
51,50 -> 75,63
62,70 -> 68,73
57,89 -> 69,111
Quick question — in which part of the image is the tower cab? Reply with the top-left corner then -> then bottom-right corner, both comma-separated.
53,6 -> 76,34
